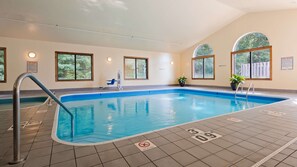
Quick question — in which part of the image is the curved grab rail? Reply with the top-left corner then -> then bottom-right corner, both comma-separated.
246,83 -> 255,99
234,82 -> 255,99
10,73 -> 74,164
234,82 -> 244,97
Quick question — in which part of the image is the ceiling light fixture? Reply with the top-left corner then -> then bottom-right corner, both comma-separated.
28,52 -> 36,58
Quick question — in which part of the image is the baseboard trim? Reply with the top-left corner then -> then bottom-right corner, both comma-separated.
0,84 -> 179,95
187,84 -> 297,93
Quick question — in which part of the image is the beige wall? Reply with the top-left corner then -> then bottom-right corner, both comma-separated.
0,37 -> 180,91
2,9 -> 297,91
181,9 -> 297,90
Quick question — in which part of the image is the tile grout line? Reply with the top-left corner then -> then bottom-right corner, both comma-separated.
112,142 -> 132,167
251,136 -> 297,167
94,144 -> 104,166
274,149 -> 297,167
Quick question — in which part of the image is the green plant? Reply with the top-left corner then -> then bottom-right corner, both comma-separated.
230,74 -> 245,84
178,76 -> 187,83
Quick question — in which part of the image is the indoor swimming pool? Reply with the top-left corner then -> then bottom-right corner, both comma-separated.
53,89 -> 286,145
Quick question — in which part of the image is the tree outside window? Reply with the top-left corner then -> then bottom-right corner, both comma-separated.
192,44 -> 215,79
124,57 -> 148,80
0,48 -> 6,82
56,52 -> 93,81
231,32 -> 272,80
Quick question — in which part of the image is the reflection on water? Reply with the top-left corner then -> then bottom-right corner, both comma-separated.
57,93 -> 276,143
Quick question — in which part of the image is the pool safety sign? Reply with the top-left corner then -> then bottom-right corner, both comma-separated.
186,128 -> 222,143
135,140 -> 156,151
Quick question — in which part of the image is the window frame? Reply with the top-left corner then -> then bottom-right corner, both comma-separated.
0,47 -> 7,83
55,51 -> 94,82
124,56 -> 149,80
230,45 -> 272,80
191,55 -> 215,80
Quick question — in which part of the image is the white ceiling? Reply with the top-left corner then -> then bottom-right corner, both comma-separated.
0,0 -> 296,53
217,0 -> 297,12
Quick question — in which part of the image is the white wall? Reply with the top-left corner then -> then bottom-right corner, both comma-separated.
181,9 -> 297,90
0,37 -> 180,91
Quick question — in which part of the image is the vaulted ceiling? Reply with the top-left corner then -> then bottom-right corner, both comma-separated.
0,0 -> 296,53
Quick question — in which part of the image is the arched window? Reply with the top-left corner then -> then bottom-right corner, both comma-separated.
192,44 -> 215,79
231,32 -> 272,80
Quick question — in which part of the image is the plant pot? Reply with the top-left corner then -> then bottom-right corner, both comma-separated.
230,83 -> 237,91
179,81 -> 186,87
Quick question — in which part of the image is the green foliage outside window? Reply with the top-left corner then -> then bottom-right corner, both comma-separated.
192,44 -> 214,79
233,33 -> 271,79
0,49 -> 5,81
57,53 -> 92,81
124,57 -> 148,79
124,58 -> 136,79
235,32 -> 269,51
194,44 -> 213,57
76,55 -> 92,80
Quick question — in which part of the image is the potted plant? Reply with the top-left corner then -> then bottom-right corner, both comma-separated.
178,76 -> 187,87
229,74 -> 245,90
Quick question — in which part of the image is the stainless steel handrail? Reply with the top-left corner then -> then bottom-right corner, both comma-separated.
235,82 -> 255,99
234,82 -> 244,97
246,83 -> 255,98
10,73 -> 74,164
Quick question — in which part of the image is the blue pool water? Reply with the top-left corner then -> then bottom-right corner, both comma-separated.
55,89 -> 286,144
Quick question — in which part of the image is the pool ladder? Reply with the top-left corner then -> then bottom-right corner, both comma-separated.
235,82 -> 255,99
10,73 -> 74,164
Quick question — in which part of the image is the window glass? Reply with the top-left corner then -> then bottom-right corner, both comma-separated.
136,59 -> 147,79
124,57 -> 148,80
194,44 -> 213,57
124,58 -> 136,79
193,59 -> 203,78
56,52 -> 93,81
251,49 -> 270,79
235,33 -> 269,51
76,55 -> 92,80
232,32 -> 271,80
57,54 -> 75,80
234,52 -> 250,78
0,49 -> 5,82
204,57 -> 214,78
192,44 -> 215,79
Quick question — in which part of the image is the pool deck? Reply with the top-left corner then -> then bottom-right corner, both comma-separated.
1,86 -> 297,167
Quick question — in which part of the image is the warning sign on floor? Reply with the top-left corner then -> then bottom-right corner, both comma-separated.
135,140 -> 156,151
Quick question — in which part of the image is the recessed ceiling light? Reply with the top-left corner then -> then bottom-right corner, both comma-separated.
28,52 -> 36,58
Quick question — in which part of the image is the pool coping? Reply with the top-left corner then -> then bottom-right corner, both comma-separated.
51,87 -> 291,146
